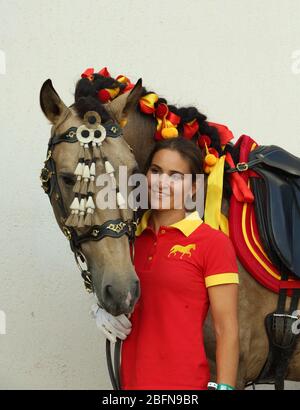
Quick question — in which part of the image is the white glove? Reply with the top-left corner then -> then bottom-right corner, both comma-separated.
90,304 -> 132,343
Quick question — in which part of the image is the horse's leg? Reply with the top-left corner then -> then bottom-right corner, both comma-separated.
234,262 -> 300,387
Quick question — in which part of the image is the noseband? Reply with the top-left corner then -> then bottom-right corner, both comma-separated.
40,115 -> 138,390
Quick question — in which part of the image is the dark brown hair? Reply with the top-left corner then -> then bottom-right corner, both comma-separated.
143,137 -> 203,182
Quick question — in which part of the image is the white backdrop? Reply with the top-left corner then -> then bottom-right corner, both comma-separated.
0,0 -> 299,389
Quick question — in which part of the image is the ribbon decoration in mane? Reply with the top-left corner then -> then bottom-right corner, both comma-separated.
81,68 -> 232,171
80,67 -> 255,234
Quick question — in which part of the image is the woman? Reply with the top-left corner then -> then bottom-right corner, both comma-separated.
92,137 -> 239,390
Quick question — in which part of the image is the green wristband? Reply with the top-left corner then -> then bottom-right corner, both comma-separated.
217,383 -> 235,390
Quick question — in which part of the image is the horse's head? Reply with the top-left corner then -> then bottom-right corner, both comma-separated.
39,78 -> 144,316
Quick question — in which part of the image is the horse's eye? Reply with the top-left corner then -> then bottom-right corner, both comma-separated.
61,174 -> 76,186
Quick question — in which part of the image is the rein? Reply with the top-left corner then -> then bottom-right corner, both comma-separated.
40,117 -> 138,390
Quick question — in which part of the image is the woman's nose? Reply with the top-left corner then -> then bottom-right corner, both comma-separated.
159,173 -> 170,189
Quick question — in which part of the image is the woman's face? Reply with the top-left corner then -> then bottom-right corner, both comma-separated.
146,148 -> 196,210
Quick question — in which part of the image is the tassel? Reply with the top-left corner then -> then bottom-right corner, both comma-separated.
79,197 -> 86,213
71,211 -> 79,227
87,178 -> 95,194
86,195 -> 95,210
74,162 -> 84,176
90,162 -> 96,177
73,176 -> 82,193
84,209 -> 93,226
78,212 -> 85,228
83,165 -> 91,179
79,179 -> 88,195
65,210 -> 75,227
77,197 -> 86,227
65,210 -> 80,227
105,160 -> 114,174
70,196 -> 80,211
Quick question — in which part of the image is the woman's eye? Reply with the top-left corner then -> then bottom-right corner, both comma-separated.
170,173 -> 183,181
150,167 -> 159,173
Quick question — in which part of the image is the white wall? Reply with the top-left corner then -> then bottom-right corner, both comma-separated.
0,0 -> 299,389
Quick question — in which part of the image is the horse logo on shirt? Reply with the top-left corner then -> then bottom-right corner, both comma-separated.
168,244 -> 196,259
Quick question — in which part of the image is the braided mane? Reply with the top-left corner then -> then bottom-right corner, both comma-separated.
78,70 -> 226,141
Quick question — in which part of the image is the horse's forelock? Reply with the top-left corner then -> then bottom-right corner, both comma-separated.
74,95 -> 111,123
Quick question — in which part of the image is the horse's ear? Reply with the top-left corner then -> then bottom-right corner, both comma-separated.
40,79 -> 70,125
123,78 -> 143,114
108,78 -> 143,125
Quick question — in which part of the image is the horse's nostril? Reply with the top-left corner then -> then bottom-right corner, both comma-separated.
103,280 -> 140,311
103,284 -> 114,304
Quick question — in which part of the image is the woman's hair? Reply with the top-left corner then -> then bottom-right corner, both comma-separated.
143,137 -> 203,183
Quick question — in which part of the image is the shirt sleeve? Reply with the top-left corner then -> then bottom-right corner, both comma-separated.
203,231 -> 239,288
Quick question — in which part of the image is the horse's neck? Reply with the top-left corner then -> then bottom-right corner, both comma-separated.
123,110 -> 156,171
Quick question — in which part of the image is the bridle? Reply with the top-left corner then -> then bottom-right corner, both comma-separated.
40,116 -> 138,390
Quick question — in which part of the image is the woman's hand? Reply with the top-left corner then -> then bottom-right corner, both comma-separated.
90,304 -> 132,343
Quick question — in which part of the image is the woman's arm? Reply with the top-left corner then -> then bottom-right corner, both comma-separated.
208,283 -> 239,388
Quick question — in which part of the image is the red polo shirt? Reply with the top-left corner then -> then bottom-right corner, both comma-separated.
120,210 -> 239,390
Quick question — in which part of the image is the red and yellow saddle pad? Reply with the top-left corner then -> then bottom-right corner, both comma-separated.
228,135 -> 300,294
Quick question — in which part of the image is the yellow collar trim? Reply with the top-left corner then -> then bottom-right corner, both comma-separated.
135,210 -> 203,237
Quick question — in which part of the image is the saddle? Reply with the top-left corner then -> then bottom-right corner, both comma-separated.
227,136 -> 300,389
247,145 -> 300,279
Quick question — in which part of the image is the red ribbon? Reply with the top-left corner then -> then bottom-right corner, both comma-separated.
98,67 -> 111,77
183,119 -> 199,139
208,122 -> 234,145
225,152 -> 254,203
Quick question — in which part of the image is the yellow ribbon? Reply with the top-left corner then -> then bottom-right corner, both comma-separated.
204,155 -> 228,234
139,93 -> 159,113
107,87 -> 121,99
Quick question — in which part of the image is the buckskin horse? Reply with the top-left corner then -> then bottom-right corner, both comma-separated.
39,68 -> 300,390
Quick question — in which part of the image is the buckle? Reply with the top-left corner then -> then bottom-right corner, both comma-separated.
236,162 -> 249,172
81,271 -> 94,293
62,226 -> 72,240
40,167 -> 52,192
40,167 -> 52,183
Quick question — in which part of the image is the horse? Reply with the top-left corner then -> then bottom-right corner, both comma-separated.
40,74 -> 300,390
39,79 -> 142,317
168,244 -> 196,259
